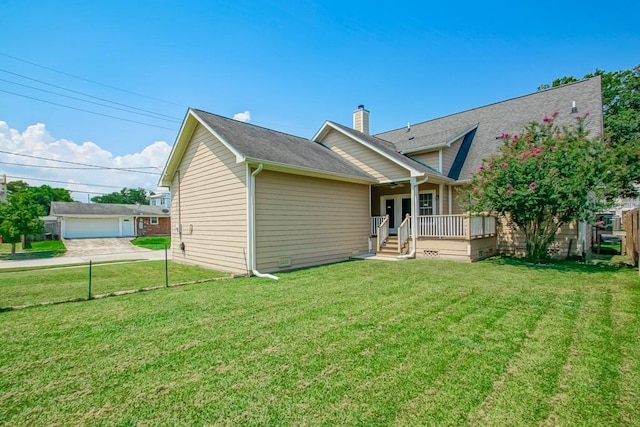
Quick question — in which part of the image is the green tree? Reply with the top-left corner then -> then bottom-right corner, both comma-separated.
464,114 -> 619,263
538,65 -> 640,195
0,192 -> 45,252
6,181 -> 73,214
91,187 -> 150,205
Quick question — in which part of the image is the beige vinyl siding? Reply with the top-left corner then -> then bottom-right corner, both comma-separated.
323,129 -> 409,182
442,136 -> 463,176
255,170 -> 369,272
441,184 -> 450,214
415,236 -> 497,262
451,186 -> 465,214
497,216 -> 581,258
411,151 -> 439,172
170,124 -> 248,274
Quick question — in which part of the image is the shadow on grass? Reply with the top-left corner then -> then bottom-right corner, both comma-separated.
0,250 -> 66,261
482,255 -> 636,274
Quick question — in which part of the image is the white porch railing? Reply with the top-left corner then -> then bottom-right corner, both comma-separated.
398,214 -> 411,253
376,214 -> 389,251
469,215 -> 496,237
371,214 -> 496,239
371,216 -> 386,236
417,215 -> 466,237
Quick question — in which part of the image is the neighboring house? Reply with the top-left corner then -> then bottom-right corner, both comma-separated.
0,174 -> 6,202
148,192 -> 171,207
50,202 -> 171,239
159,77 -> 603,275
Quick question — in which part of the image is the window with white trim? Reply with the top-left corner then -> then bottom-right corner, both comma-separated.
419,193 -> 435,216
150,217 -> 159,225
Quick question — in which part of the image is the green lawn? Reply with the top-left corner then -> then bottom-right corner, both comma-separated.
1,258 -> 639,426
0,261 -> 230,307
0,240 -> 66,260
131,235 -> 171,250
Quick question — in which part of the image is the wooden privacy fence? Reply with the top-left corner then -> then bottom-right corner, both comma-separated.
622,208 -> 639,267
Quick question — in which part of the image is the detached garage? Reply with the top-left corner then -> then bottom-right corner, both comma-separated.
50,202 -> 170,239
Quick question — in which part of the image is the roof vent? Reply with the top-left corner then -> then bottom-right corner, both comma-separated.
162,208 -> 169,214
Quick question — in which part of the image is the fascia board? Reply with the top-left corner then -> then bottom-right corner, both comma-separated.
243,157 -> 376,185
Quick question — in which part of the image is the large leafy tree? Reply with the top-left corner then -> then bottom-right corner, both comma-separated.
538,65 -> 640,195
91,187 -> 150,205
0,181 -> 72,251
464,114 -> 620,263
6,181 -> 73,213
0,192 -> 45,252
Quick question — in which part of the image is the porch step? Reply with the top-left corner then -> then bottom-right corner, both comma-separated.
376,236 -> 408,256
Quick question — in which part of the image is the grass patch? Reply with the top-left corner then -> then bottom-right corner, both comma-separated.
131,235 -> 171,250
0,240 -> 66,260
0,261 -> 229,307
0,258 -> 638,425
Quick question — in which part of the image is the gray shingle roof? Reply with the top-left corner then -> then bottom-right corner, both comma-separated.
191,109 -> 374,181
376,77 -> 603,181
50,202 -> 171,217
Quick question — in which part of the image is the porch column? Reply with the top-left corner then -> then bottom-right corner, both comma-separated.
410,177 -> 418,253
439,183 -> 444,215
411,175 -> 429,255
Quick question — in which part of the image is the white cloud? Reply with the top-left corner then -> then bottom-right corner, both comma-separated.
233,110 -> 251,122
0,121 -> 172,203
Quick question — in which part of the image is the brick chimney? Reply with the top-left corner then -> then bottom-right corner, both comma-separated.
353,105 -> 370,135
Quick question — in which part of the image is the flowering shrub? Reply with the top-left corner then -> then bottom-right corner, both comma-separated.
464,114 -> 619,263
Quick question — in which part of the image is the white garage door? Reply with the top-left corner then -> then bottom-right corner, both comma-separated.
64,218 -> 120,238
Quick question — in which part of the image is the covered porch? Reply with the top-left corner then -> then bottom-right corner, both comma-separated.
369,181 -> 498,261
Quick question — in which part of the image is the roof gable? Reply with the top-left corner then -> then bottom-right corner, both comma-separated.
160,109 -> 375,186
314,121 -> 450,181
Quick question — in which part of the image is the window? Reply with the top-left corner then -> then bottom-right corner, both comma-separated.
150,217 -> 159,225
419,193 -> 434,216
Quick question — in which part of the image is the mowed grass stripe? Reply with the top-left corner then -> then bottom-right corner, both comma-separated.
290,293 -> 495,425
540,282 -> 628,425
612,280 -> 640,425
393,293 -> 556,426
464,291 -> 580,426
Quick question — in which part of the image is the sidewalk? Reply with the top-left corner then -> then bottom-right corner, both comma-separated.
0,249 -> 171,269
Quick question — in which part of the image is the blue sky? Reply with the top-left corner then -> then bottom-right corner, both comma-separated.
0,0 -> 638,198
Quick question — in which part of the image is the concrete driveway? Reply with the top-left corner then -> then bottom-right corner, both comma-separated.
0,238 -> 170,269
63,237 -> 154,257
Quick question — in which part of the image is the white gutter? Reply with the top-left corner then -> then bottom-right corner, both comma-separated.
248,164 -> 279,280
400,175 -> 430,259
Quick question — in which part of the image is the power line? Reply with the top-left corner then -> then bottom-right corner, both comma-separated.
0,160 -> 162,175
0,67 -> 181,121
0,150 -> 163,174
0,77 -> 181,123
0,89 -> 178,131
0,51 -> 186,108
5,175 -> 129,189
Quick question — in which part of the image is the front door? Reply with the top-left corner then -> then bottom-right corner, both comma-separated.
385,198 -> 396,233
401,198 -> 411,224
382,195 -> 412,234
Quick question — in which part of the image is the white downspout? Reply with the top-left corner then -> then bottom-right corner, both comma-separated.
249,164 -> 279,280
400,175 -> 429,259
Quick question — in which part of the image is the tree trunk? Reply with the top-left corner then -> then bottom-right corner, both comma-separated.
11,242 -> 16,254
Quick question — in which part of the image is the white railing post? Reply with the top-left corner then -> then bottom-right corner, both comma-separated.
398,214 -> 410,253
377,214 -> 389,251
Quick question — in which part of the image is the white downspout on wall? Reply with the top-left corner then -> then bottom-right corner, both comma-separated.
400,175 -> 429,259
248,164 -> 279,280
